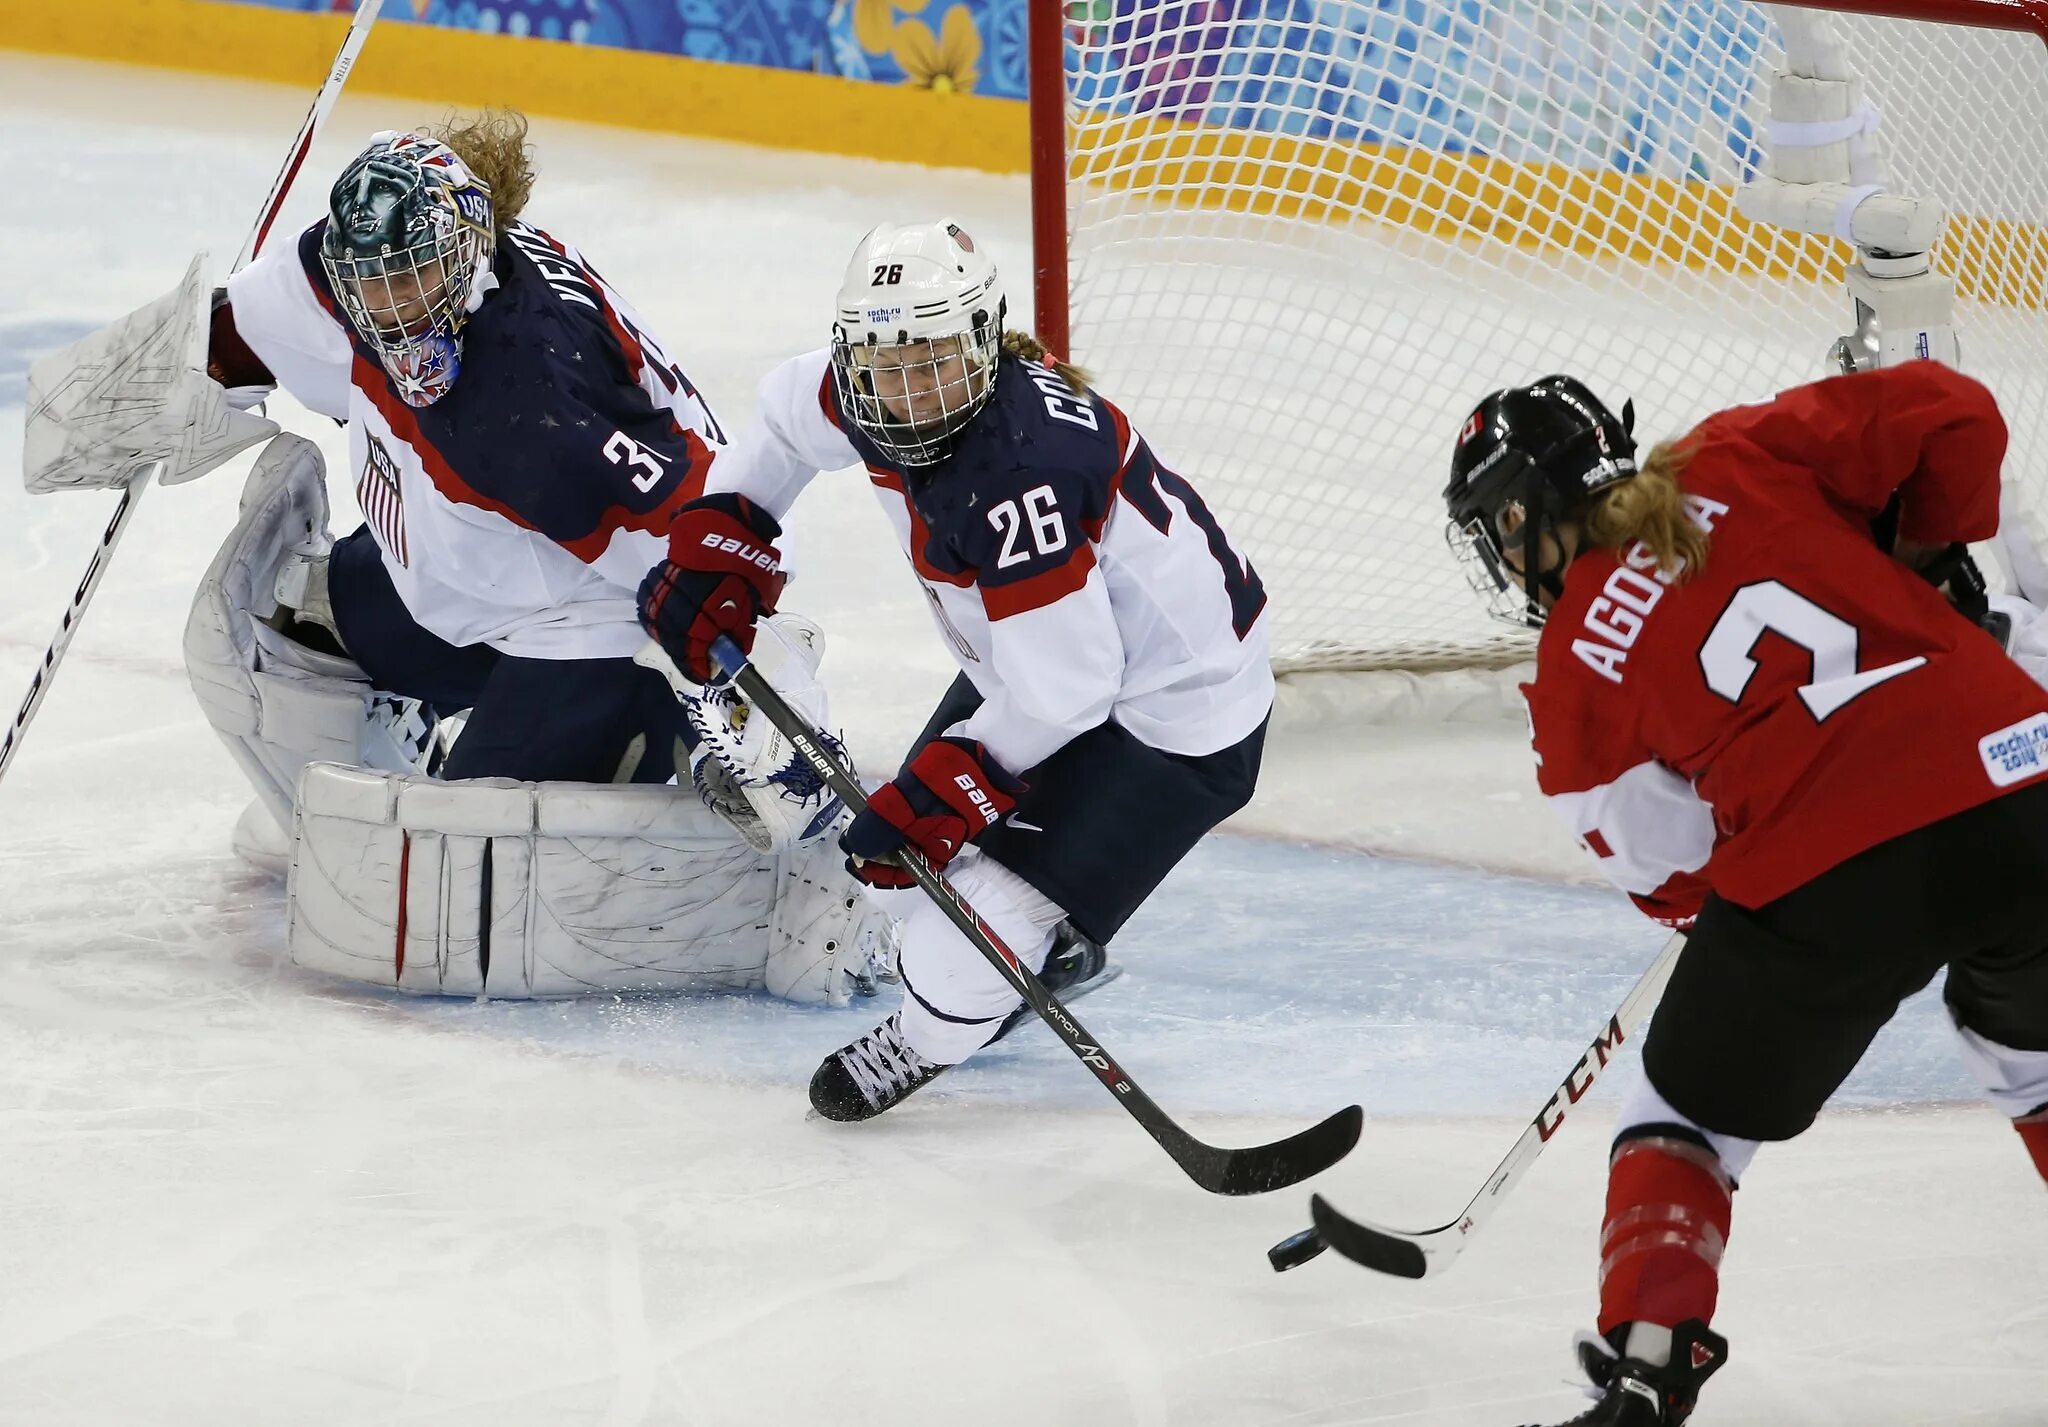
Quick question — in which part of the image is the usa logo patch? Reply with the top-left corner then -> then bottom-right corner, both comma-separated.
358,433 -> 409,567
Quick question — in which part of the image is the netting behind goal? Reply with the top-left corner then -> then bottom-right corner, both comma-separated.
1033,0 -> 2048,675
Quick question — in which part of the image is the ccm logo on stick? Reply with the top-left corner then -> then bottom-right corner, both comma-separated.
1535,1013 -> 1627,1142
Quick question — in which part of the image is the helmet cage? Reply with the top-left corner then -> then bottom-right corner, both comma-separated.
829,311 -> 1002,467
320,137 -> 494,408
1444,379 -> 1637,629
1444,446 -> 1573,629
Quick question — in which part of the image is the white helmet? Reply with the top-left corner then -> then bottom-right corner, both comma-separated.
829,220 -> 1006,467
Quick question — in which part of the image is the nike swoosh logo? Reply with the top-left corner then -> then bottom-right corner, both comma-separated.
1003,813 -> 1045,833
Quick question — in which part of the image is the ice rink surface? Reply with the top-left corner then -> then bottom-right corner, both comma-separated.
1,53 -> 2043,1426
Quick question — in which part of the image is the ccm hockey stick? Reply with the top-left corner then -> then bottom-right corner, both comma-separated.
656,634 -> 1363,1195
1268,929 -> 1686,1276
0,0 -> 384,790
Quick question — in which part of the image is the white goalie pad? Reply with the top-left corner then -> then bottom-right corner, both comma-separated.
185,433 -> 436,834
635,614 -> 851,855
24,254 -> 277,493
288,763 -> 896,1004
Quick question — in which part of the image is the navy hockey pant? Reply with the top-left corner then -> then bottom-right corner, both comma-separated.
326,526 -> 686,784
905,674 -> 1268,942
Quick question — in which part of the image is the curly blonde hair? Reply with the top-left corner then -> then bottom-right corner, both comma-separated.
426,108 -> 535,232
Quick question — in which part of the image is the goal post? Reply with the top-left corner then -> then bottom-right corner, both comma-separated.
1029,0 -> 2048,679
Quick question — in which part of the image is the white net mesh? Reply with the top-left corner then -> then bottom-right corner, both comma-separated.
1059,1 -> 2048,673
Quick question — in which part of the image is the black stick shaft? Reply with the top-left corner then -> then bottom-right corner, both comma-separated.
705,635 -> 1360,1196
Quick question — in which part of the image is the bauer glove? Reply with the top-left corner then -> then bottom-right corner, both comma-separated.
841,737 -> 1025,888
637,493 -> 786,685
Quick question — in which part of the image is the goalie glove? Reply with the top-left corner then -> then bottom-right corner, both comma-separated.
840,738 -> 1024,889
680,615 -> 849,854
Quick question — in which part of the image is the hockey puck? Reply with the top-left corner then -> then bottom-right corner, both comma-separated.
1266,1226 -> 1327,1272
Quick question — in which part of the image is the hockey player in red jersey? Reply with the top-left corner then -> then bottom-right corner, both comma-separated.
1443,363 -> 2048,1425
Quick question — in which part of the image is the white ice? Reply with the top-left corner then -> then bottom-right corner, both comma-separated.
0,54 -> 2042,1427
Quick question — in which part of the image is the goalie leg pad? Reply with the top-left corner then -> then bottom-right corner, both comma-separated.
185,435 -> 436,833
764,835 -> 900,1007
290,764 -> 783,998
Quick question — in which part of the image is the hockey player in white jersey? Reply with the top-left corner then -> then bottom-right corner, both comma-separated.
637,220 -> 1276,1118
195,113 -> 723,801
27,110 -> 893,1006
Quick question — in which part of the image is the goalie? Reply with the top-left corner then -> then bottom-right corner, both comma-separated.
25,111 -> 895,1006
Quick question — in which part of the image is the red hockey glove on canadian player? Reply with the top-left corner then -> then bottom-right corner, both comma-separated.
637,493 -> 786,685
840,737 -> 1025,889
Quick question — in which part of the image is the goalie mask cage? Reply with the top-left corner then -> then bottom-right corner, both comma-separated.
1029,0 -> 2048,676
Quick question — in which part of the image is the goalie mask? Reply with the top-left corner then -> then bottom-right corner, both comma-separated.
829,219 -> 1005,467
320,132 -> 495,409
1444,375 -> 1637,627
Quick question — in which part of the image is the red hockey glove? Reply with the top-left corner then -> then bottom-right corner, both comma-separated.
637,493 -> 786,684
840,738 -> 1025,889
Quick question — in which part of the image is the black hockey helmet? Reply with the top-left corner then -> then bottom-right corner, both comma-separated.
1444,375 -> 1637,626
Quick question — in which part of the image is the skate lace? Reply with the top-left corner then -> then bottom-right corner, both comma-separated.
840,1015 -> 934,1105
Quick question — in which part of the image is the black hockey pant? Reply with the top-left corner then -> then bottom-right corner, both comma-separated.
1644,778 -> 2048,1142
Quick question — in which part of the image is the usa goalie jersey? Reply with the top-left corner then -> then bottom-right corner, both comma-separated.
707,347 -> 1275,775
223,220 -> 722,660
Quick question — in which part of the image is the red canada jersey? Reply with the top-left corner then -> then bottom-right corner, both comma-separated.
1526,362 -> 2048,924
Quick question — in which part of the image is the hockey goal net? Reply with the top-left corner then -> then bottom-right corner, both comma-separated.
1030,0 -> 2048,678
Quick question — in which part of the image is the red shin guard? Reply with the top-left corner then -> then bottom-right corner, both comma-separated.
1597,1137 -> 1736,1338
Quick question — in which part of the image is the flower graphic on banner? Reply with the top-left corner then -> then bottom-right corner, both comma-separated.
853,0 -> 927,54
893,4 -> 980,93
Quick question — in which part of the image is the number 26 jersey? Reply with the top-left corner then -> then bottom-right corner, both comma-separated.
708,348 -> 1274,776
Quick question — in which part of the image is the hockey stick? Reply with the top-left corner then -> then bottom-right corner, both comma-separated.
665,634 -> 1362,1195
0,0 -> 384,790
1267,929 -> 1686,1276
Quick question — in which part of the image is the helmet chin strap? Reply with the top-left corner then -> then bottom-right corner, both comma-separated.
1509,471 -> 1573,620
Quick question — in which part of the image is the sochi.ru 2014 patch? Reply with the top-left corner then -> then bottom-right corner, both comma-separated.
1978,711 -> 2048,787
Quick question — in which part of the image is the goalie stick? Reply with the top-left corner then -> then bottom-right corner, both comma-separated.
658,634 -> 1363,1196
1267,929 -> 1685,1276
0,0 -> 385,791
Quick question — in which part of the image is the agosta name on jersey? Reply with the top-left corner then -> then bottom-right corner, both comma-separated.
1571,494 -> 1730,685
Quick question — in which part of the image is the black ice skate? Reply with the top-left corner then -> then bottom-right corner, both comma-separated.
809,1010 -> 947,1122
1522,1320 -> 1726,1426
987,921 -> 1124,1044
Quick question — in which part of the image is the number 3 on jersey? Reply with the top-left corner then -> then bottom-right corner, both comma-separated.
1700,580 -> 1926,720
603,431 -> 671,493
